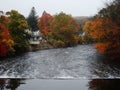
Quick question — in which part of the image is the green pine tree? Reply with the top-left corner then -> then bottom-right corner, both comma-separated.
27,7 -> 38,31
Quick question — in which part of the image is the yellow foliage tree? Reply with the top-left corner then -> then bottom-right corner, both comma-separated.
83,20 -> 93,43
50,12 -> 80,47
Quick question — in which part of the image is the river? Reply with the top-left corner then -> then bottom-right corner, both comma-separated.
0,44 -> 120,78
0,79 -> 120,90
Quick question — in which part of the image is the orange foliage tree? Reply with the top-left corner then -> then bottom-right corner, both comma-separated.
0,14 -> 14,57
90,16 -> 120,59
89,0 -> 120,59
38,11 -> 53,36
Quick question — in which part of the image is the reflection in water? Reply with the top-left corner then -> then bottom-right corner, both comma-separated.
89,53 -> 120,78
0,79 -> 5,90
89,79 -> 120,90
0,79 -> 120,90
0,79 -> 25,90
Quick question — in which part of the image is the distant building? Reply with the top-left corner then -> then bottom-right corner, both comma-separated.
0,11 -> 3,16
26,29 -> 42,45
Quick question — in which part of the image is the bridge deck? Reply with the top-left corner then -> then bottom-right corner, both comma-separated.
29,41 -> 40,45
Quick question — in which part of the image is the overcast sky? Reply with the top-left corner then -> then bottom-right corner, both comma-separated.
0,0 -> 108,17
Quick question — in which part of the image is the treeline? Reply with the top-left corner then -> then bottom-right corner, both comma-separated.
83,0 -> 120,59
0,0 -> 119,60
38,12 -> 81,48
0,8 -> 81,57
37,11 -> 93,48
0,10 -> 30,57
0,7 -> 40,57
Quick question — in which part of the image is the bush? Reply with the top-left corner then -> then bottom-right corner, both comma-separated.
56,40 -> 65,48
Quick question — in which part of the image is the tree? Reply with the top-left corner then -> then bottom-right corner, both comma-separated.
0,13 -> 14,57
38,11 -> 53,36
90,0 -> 120,59
7,10 -> 30,54
50,12 -> 80,47
83,20 -> 93,44
27,7 -> 38,31
98,0 -> 120,25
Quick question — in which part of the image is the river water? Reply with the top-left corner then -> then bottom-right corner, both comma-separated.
0,44 -> 120,78
0,79 -> 120,90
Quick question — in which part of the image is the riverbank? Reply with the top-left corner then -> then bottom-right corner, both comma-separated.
31,39 -> 93,51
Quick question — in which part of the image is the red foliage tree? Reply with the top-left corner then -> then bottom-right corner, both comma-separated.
38,11 -> 53,36
0,14 -> 14,57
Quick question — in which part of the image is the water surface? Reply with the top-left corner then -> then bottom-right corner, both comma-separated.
0,45 -> 120,78
0,79 -> 120,90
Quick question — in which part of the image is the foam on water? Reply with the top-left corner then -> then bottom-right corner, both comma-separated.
0,45 -> 120,79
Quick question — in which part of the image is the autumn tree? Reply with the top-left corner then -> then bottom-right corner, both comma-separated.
98,0 -> 120,25
90,0 -> 120,59
27,7 -> 39,31
38,11 -> 53,36
0,12 -> 14,57
7,10 -> 30,54
50,12 -> 80,47
83,20 -> 93,44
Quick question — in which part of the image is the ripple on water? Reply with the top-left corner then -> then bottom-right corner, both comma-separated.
0,44 -> 120,78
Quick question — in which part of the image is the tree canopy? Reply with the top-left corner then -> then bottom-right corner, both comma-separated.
27,7 -> 39,31
38,11 -> 53,36
7,10 -> 30,54
83,20 -> 93,44
50,12 -> 80,47
0,13 -> 14,57
89,0 -> 120,59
